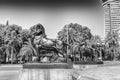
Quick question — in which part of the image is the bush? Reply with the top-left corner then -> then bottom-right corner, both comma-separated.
74,61 -> 103,65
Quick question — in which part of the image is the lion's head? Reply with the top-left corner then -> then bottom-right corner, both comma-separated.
30,23 -> 46,37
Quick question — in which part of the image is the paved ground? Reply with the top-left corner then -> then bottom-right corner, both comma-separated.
0,65 -> 22,80
79,66 -> 120,80
77,61 -> 120,80
0,62 -> 120,80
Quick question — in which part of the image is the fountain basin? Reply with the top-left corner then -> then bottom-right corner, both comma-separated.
19,63 -> 73,80
23,63 -> 73,69
19,69 -> 72,80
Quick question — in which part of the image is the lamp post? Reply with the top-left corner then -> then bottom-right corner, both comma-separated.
113,41 -> 117,61
66,25 -> 69,62
97,42 -> 102,61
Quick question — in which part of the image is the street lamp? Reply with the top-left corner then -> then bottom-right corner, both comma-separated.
97,42 -> 102,61
66,25 -> 69,62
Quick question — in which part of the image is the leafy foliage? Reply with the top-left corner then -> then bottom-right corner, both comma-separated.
2,24 -> 23,63
105,31 -> 120,60
58,23 -> 96,61
0,22 -> 119,63
58,23 -> 92,45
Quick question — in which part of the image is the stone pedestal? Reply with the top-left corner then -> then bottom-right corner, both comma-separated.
19,63 -> 73,80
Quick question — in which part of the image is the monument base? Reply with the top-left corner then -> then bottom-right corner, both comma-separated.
23,63 -> 73,69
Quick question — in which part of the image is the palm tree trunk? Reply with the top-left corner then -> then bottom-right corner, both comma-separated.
28,38 -> 37,56
74,52 -> 75,62
111,51 -> 112,60
81,52 -> 83,60
99,47 -> 102,61
11,47 -> 14,64
79,52 -> 81,61
113,47 -> 116,61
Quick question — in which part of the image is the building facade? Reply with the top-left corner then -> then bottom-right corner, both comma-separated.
103,0 -> 120,37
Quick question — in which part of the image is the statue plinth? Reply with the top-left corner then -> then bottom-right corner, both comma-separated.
23,62 -> 73,69
20,63 -> 73,80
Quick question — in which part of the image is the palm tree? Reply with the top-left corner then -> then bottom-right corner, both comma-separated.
89,35 -> 103,60
17,28 -> 39,63
58,23 -> 93,61
3,24 -> 22,63
105,31 -> 119,60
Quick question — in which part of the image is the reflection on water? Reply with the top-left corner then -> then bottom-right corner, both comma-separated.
19,69 -> 72,80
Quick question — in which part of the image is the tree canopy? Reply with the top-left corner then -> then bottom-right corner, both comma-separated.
105,31 -> 120,60
0,22 -> 119,63
58,23 -> 92,45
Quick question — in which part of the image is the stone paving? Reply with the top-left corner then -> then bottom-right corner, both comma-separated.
0,65 -> 21,80
79,64 -> 120,80
0,71 -> 20,80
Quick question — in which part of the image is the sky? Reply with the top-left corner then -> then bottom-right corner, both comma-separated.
0,0 -> 104,39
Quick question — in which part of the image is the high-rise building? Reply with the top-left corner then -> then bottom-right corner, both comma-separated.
6,20 -> 9,26
103,0 -> 120,37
